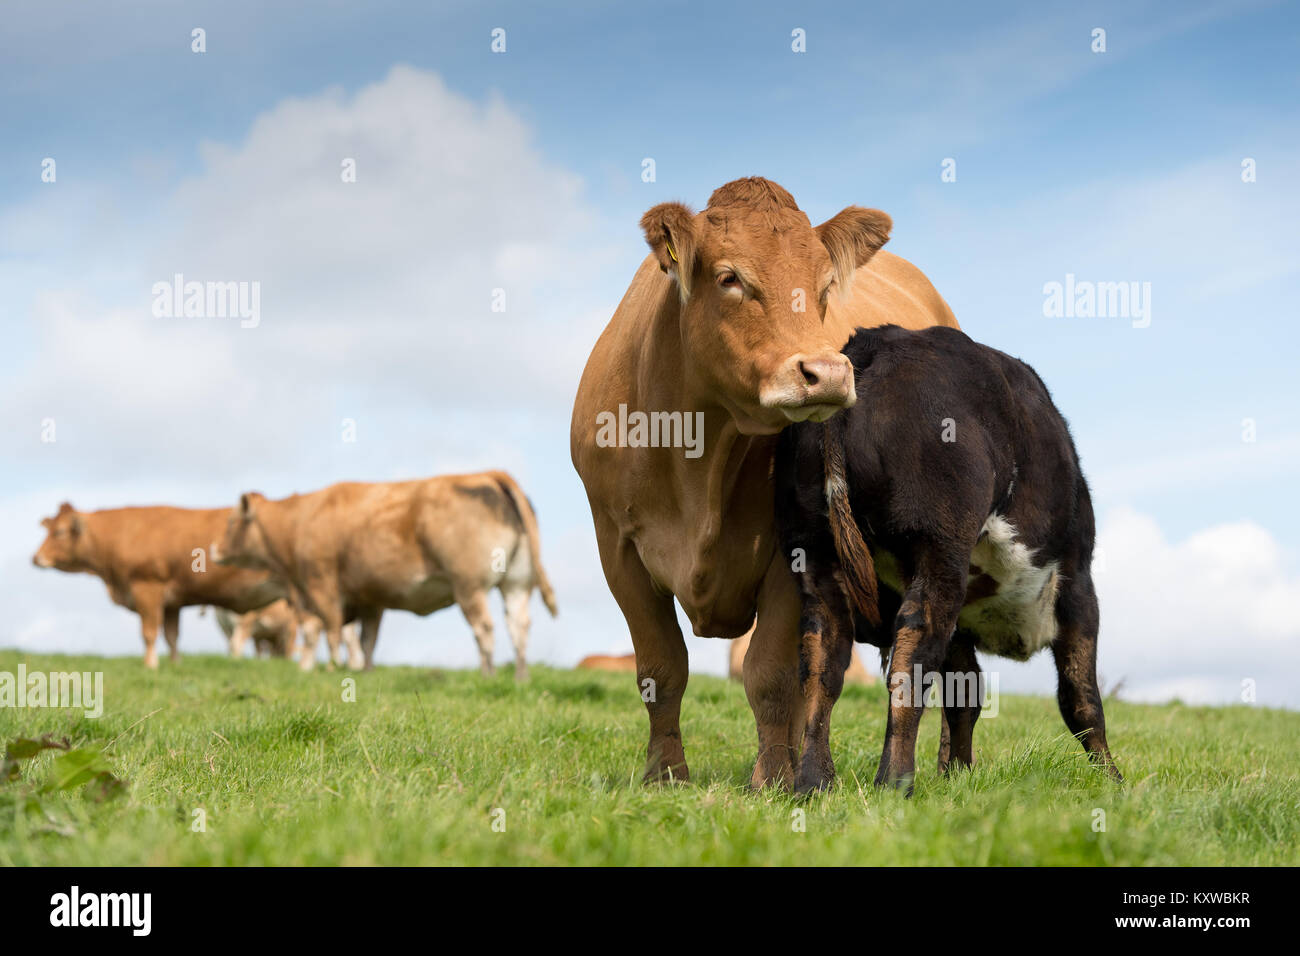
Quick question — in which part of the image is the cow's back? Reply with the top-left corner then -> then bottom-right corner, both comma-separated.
86,506 -> 278,611
317,474 -> 532,614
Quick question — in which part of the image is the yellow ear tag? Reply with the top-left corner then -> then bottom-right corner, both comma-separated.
665,240 -> 678,263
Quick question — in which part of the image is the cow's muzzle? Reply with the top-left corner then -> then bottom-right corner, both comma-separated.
759,352 -> 856,422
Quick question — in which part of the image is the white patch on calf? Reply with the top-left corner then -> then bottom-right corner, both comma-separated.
958,514 -> 1060,660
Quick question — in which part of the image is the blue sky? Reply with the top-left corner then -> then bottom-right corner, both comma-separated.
3,0 -> 1298,706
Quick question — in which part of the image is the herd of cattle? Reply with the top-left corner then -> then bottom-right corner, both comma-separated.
31,176 -> 1120,794
33,472 -> 556,677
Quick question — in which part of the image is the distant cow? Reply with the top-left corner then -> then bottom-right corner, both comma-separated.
776,325 -> 1120,794
578,653 -> 638,673
33,503 -> 285,669
727,629 -> 875,686
212,471 -> 557,678
209,601 -> 364,667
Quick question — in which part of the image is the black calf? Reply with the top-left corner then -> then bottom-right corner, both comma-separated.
775,324 -> 1120,795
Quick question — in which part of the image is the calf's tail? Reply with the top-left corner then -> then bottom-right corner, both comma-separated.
491,471 -> 559,617
821,423 -> 880,627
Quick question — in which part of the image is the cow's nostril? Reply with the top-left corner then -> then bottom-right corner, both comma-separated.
798,360 -> 821,387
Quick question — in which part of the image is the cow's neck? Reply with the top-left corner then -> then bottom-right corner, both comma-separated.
75,514 -> 134,601
255,497 -> 303,581
639,292 -> 775,616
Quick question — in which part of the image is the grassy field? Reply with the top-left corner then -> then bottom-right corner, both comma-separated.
1,650 -> 1297,866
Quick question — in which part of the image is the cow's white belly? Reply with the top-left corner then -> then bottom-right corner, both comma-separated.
871,514 -> 1059,662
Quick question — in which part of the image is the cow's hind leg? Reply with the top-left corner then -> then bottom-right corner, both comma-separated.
298,615 -> 323,670
502,585 -> 532,682
356,609 -> 383,671
163,605 -> 181,664
876,559 -> 965,796
456,588 -> 496,677
793,572 -> 853,794
341,622 -> 364,670
938,635 -> 982,774
230,620 -> 253,658
1052,573 -> 1121,780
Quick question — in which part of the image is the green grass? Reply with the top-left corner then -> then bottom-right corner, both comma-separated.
1,650 -> 1297,865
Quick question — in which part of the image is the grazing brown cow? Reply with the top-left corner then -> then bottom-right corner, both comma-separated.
32,502 -> 285,669
212,471 -> 557,678
571,177 -> 958,787
210,601 -> 363,666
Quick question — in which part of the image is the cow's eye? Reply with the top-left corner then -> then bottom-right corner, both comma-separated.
717,272 -> 740,290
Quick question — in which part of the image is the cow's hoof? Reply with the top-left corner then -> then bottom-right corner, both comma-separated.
874,766 -> 915,797
749,749 -> 795,791
642,764 -> 691,785
643,737 -> 689,785
514,666 -> 530,683
794,765 -> 835,795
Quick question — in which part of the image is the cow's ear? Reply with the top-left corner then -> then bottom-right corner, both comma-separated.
816,207 -> 892,296
640,202 -> 697,300
56,501 -> 75,516
40,517 -> 53,530
239,493 -> 257,521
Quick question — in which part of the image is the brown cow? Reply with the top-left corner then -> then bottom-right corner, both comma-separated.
32,502 -> 285,669
578,652 -> 638,673
212,471 -> 557,678
571,177 -> 957,787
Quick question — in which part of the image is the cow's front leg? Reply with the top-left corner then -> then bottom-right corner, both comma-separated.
876,566 -> 964,796
745,554 -> 806,790
134,586 -> 164,670
595,516 -> 690,783
793,575 -> 853,794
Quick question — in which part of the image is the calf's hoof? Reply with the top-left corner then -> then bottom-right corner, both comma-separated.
514,665 -> 530,683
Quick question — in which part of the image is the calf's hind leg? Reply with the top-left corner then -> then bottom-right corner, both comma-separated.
1052,574 -> 1121,781
793,575 -> 854,794
876,563 -> 965,795
937,636 -> 982,774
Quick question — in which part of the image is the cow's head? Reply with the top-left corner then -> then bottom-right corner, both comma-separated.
32,502 -> 87,570
641,177 -> 890,433
212,492 -> 274,570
